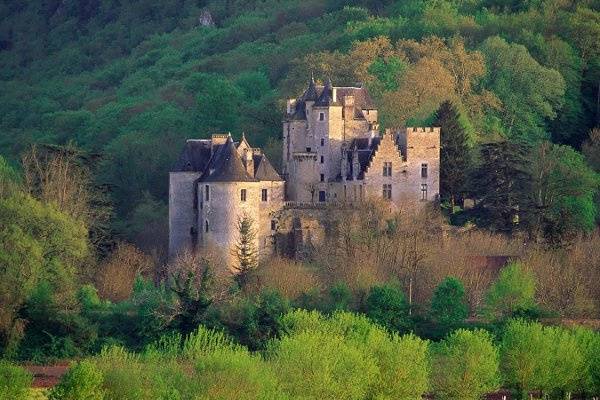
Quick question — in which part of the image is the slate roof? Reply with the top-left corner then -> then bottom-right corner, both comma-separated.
337,136 -> 382,180
200,136 -> 257,182
172,135 -> 283,182
288,77 -> 375,120
314,78 -> 334,106
254,154 -> 284,181
172,139 -> 212,172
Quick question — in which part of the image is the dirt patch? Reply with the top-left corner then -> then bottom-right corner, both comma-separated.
26,364 -> 69,388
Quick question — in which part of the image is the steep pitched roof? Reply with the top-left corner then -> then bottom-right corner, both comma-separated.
314,78 -> 334,106
171,139 -> 212,172
200,136 -> 258,182
253,153 -> 283,181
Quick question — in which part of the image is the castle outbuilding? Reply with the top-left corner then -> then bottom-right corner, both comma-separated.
169,77 -> 440,263
169,133 -> 284,262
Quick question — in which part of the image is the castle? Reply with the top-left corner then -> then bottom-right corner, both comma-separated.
169,77 -> 440,264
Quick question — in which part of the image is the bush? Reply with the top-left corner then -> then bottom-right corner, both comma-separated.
48,360 -> 104,400
195,347 -> 284,400
364,283 -> 412,333
269,330 -> 378,400
0,360 -> 32,400
431,329 -> 500,400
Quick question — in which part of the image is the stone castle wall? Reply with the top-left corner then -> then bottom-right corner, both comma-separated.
169,171 -> 199,259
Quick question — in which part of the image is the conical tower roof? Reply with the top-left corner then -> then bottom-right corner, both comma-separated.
315,77 -> 334,106
201,136 -> 257,182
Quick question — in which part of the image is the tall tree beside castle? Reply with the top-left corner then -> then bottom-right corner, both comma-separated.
434,101 -> 470,211
233,214 -> 258,289
470,141 -> 533,232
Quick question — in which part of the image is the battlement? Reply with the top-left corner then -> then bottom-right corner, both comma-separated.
405,127 -> 441,134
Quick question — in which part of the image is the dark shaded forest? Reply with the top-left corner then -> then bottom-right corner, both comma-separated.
1,2 -> 600,397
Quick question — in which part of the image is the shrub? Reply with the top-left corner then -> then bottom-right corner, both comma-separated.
0,360 -> 32,400
48,360 -> 104,400
195,347 -> 284,400
431,329 -> 500,400
483,262 -> 537,320
430,276 -> 468,332
364,283 -> 412,333
269,330 -> 378,400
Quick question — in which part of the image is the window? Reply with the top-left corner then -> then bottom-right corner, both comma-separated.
306,147 -> 311,152
383,162 -> 392,177
205,185 -> 210,201
241,189 -> 247,202
261,188 -> 268,202
271,220 -> 276,231
319,112 -> 325,121
383,184 -> 392,200
421,163 -> 428,178
421,184 -> 428,201
320,155 -> 324,164
320,138 -> 325,146
320,173 -> 325,182
318,190 -> 326,202
205,220 -> 209,232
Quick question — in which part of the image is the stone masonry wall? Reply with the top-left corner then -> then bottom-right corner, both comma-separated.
169,171 -> 200,259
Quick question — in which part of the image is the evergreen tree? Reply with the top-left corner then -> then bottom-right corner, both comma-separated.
434,101 -> 470,210
430,277 -> 468,332
233,214 -> 258,289
470,141 -> 533,232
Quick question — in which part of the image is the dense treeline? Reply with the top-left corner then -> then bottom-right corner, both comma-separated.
1,0 -> 600,393
3,313 -> 600,399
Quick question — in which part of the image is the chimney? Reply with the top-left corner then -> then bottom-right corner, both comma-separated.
243,148 -> 254,177
286,99 -> 296,114
332,87 -> 337,103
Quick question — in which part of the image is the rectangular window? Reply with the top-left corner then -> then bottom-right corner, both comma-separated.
318,190 -> 326,202
421,184 -> 428,201
383,162 -> 392,177
306,147 -> 311,152
320,173 -> 325,182
383,184 -> 392,200
320,155 -> 324,164
271,220 -> 276,231
319,112 -> 324,121
261,188 -> 268,202
241,189 -> 247,202
421,163 -> 428,178
205,185 -> 210,201
320,138 -> 325,146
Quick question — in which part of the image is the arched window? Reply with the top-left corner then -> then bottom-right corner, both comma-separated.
205,220 -> 209,232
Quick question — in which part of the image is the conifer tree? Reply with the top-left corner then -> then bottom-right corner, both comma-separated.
233,213 -> 258,289
470,141 -> 533,232
433,101 -> 470,210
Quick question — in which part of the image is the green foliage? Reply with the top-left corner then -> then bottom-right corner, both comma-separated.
480,36 -> 565,142
483,262 -> 537,320
0,360 -> 32,400
0,192 -> 88,355
470,141 -> 533,232
233,214 -> 259,289
531,142 -> 600,241
431,329 -> 500,400
430,277 -> 468,332
49,360 -> 105,400
500,319 -> 593,397
434,101 -> 472,209
219,290 -> 290,350
364,283 -> 412,333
